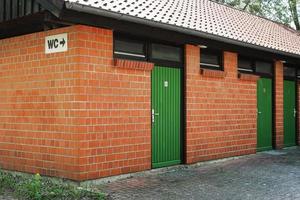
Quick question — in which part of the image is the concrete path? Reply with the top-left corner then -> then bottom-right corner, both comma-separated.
0,191 -> 17,200
98,147 -> 300,200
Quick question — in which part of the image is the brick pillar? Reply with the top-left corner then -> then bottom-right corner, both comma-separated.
223,51 -> 238,79
274,61 -> 284,149
185,44 -> 200,164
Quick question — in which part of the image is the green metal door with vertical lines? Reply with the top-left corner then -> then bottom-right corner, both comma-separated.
151,66 -> 181,168
257,78 -> 273,151
284,80 -> 296,147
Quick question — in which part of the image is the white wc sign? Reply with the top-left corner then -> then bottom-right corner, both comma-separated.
45,33 -> 68,54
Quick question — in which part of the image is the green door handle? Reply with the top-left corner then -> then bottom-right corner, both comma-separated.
152,109 -> 160,123
257,110 -> 262,114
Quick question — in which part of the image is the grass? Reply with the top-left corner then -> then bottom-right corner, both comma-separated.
0,170 -> 106,200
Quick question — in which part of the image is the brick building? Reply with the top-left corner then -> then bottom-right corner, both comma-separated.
0,0 -> 299,181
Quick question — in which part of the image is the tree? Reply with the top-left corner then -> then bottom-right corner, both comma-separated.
288,0 -> 300,30
214,0 -> 300,30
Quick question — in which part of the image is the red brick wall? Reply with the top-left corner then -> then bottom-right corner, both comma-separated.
185,45 -> 257,163
0,26 -> 82,180
274,61 -> 284,149
73,26 -> 152,180
0,25 -> 152,181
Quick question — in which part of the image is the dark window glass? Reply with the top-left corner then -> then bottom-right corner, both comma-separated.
200,49 -> 222,69
151,43 -> 181,62
284,66 -> 296,78
297,69 -> 300,79
238,57 -> 253,72
114,37 -> 146,58
255,61 -> 273,75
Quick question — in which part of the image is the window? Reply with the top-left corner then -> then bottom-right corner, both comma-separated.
114,36 -> 146,60
255,61 -> 273,75
113,33 -> 183,67
284,66 -> 296,78
238,55 -> 273,76
200,48 -> 222,70
297,69 -> 300,79
238,56 -> 254,73
151,43 -> 182,63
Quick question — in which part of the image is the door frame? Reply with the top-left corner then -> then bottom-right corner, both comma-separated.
283,77 -> 298,146
296,80 -> 299,146
271,74 -> 275,149
149,43 -> 185,168
257,77 -> 273,151
283,77 -> 298,148
256,71 -> 274,150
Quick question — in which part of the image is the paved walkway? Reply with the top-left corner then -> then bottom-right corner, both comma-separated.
0,191 -> 16,200
99,147 -> 300,200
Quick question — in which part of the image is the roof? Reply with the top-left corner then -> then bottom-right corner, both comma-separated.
64,0 -> 300,57
0,0 -> 44,23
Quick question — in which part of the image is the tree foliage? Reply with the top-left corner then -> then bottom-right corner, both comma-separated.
214,0 -> 300,30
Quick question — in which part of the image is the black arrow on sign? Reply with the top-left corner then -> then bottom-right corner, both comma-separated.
60,38 -> 66,47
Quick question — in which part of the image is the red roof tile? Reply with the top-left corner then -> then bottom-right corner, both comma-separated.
65,0 -> 300,56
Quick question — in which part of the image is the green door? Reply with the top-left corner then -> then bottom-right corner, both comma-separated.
151,66 -> 181,168
257,78 -> 272,151
284,80 -> 296,147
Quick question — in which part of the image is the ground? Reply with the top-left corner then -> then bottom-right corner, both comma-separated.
99,147 -> 300,200
1,147 -> 300,200
0,191 -> 16,200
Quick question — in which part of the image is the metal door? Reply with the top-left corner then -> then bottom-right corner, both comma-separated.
257,78 -> 272,151
284,80 -> 296,147
151,66 -> 181,168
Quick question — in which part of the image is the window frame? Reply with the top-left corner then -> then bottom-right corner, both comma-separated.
200,48 -> 224,71
284,64 -> 297,80
254,59 -> 274,77
238,55 -> 273,77
113,33 -> 183,68
148,43 -> 183,68
238,55 -> 255,74
113,34 -> 147,61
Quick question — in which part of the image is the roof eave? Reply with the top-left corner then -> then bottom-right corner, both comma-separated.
65,2 -> 300,61
36,0 -> 65,17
